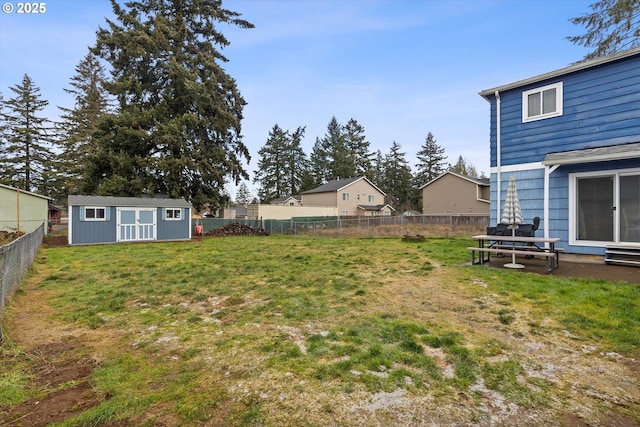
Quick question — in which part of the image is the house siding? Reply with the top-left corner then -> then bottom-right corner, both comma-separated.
0,185 -> 50,234
487,54 -> 640,168
70,206 -> 117,245
484,49 -> 640,255
301,178 -> 386,216
157,207 -> 191,240
68,196 -> 192,245
422,174 -> 489,214
490,169 -> 546,232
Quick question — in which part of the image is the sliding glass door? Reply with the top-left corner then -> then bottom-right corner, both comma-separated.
574,172 -> 640,245
620,175 -> 640,243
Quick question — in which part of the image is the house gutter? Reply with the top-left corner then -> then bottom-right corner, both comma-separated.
495,90 -> 501,223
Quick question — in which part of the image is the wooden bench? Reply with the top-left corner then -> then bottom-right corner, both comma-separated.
467,246 -> 559,272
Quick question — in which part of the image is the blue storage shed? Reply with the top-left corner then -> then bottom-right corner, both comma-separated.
68,195 -> 192,245
479,47 -> 640,258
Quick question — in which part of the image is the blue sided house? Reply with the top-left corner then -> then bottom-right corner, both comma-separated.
68,195 -> 192,245
479,47 -> 640,260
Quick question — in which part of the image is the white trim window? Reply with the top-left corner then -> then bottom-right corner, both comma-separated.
342,193 -> 349,201
165,208 -> 182,220
368,195 -> 374,203
83,207 -> 107,221
522,82 -> 563,122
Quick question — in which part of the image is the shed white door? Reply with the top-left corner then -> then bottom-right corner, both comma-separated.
117,208 -> 156,242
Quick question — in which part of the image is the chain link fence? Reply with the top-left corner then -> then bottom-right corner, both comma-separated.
0,223 -> 44,343
195,214 -> 490,238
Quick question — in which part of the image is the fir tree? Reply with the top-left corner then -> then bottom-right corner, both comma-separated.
89,0 -> 254,210
568,0 -> 640,61
285,126 -> 307,195
343,118 -> 373,179
448,155 -> 478,178
58,52 -> 111,197
381,141 -> 413,210
235,181 -> 252,207
254,124 -> 290,202
1,74 -> 55,192
414,132 -> 447,186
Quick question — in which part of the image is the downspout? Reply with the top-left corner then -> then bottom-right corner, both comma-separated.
543,164 -> 560,241
495,90 -> 502,223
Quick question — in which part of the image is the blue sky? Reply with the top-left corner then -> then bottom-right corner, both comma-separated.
0,0 -> 591,197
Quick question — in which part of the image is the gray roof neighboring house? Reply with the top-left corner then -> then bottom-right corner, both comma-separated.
419,171 -> 489,190
302,177 -> 386,195
68,195 -> 192,208
357,204 -> 395,212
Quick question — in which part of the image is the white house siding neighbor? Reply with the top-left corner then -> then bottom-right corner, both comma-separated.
247,204 -> 338,220
0,184 -> 50,234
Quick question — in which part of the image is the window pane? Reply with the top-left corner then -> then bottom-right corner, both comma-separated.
620,175 -> 640,243
86,209 -> 95,219
577,177 -> 613,241
542,88 -> 556,114
527,93 -> 540,117
96,209 -> 105,219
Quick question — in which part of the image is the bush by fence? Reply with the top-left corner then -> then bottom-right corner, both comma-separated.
194,214 -> 489,238
0,223 -> 44,343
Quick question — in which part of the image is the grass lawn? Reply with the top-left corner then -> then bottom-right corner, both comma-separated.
1,234 -> 639,426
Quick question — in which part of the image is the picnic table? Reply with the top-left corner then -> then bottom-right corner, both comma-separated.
468,234 -> 562,272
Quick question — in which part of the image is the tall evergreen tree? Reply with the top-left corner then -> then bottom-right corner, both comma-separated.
254,124 -> 290,202
1,74 -> 55,192
414,132 -> 447,186
343,118 -> 373,179
235,181 -> 252,207
370,149 -> 385,190
448,155 -> 478,178
311,116 -> 354,182
58,52 -> 111,197
285,126 -> 307,195
568,0 -> 640,61
381,141 -> 413,211
89,0 -> 254,210
309,136 -> 330,186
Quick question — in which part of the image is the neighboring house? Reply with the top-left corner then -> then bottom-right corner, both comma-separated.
420,171 -> 490,214
301,177 -> 394,216
271,195 -> 302,206
68,195 -> 192,245
479,47 -> 640,255
0,184 -> 51,234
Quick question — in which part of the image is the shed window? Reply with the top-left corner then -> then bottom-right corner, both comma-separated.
522,82 -> 562,122
83,207 -> 106,221
165,208 -> 182,220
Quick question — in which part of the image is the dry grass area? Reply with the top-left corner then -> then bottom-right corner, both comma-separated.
1,233 -> 639,426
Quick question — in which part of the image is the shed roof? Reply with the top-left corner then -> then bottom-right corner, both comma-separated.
479,47 -> 640,101
68,195 -> 191,208
542,142 -> 640,166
